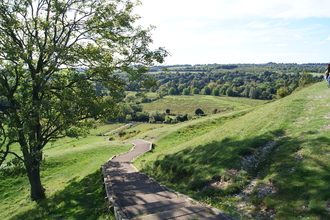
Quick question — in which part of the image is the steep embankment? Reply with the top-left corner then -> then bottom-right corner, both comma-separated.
134,82 -> 330,220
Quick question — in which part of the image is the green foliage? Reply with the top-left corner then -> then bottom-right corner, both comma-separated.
168,87 -> 177,95
192,87 -> 200,94
146,64 -> 323,101
149,111 -> 166,123
125,94 -> 136,103
212,88 -> 220,96
226,87 -> 235,97
202,86 -> 212,95
0,0 -> 168,200
135,112 -> 149,122
0,135 -> 131,219
299,69 -> 315,87
195,108 -> 204,115
276,87 -> 290,99
182,88 -> 190,95
176,114 -> 188,122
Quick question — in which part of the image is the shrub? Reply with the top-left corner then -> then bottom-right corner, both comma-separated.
195,108 -> 204,115
176,114 -> 188,122
182,88 -> 190,95
276,87 -> 289,99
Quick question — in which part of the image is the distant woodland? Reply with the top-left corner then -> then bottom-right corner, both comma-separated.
143,63 -> 324,100
93,63 -> 326,122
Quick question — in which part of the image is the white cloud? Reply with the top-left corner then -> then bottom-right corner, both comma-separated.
135,0 -> 330,64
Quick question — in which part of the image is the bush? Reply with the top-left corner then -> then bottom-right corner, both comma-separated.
195,108 -> 204,115
182,88 -> 190,95
177,114 -> 188,122
118,130 -> 126,137
191,87 -> 200,94
276,87 -> 289,99
149,110 -> 166,123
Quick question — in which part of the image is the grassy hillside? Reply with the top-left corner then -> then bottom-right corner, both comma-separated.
0,124 -> 132,220
133,82 -> 330,220
2,82 -> 329,220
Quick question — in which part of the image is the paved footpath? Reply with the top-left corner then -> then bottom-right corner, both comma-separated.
101,140 -> 240,220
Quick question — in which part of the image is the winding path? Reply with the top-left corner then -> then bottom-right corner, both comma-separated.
101,140 -> 240,220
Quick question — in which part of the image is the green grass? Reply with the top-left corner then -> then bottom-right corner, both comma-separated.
90,123 -> 126,136
140,94 -> 266,115
0,137 -> 132,220
3,82 -> 330,219
124,123 -> 170,133
134,82 -> 330,219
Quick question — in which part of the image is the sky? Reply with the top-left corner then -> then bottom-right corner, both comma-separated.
134,0 -> 330,65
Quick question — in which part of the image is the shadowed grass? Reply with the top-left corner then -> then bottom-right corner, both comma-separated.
7,170 -> 114,220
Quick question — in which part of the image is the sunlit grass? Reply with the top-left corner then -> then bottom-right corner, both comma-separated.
134,82 -> 330,219
0,136 -> 132,219
140,94 -> 266,115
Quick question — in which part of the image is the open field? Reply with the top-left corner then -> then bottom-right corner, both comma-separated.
140,94 -> 266,115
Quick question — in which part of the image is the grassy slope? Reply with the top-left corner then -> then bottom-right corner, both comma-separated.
140,94 -> 266,115
0,124 -> 132,220
133,82 -> 330,220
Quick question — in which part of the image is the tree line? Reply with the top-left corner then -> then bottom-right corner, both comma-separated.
144,63 -> 323,100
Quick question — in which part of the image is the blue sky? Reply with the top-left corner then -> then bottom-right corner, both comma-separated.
135,0 -> 330,65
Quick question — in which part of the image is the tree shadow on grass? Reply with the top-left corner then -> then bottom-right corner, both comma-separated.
144,129 -> 286,190
10,170 -> 114,220
142,129 -> 330,219
267,135 -> 330,219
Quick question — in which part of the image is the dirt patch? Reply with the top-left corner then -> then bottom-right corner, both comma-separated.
257,182 -> 277,198
234,140 -> 280,219
240,141 -> 277,171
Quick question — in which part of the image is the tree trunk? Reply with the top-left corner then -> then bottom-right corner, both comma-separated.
26,160 -> 45,200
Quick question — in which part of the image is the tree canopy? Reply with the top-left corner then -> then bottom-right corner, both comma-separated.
0,0 -> 168,200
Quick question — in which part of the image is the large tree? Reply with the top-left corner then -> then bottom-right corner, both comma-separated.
0,0 -> 168,200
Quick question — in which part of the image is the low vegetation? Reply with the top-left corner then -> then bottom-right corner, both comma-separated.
2,79 -> 330,219
133,81 -> 330,219
0,126 -> 132,219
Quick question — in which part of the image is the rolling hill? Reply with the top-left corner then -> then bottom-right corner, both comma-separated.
132,81 -> 330,220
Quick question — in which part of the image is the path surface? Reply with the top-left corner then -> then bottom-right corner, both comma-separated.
101,140 -> 240,220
